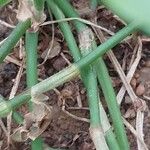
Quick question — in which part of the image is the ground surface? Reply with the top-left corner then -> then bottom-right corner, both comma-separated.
0,0 -> 150,150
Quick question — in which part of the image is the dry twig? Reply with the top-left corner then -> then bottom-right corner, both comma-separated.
40,11 -> 55,64
0,19 -> 15,28
7,61 -> 24,147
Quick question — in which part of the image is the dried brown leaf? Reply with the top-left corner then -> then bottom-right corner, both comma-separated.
17,0 -> 33,22
17,0 -> 46,30
11,127 -> 28,142
12,94 -> 59,141
41,40 -> 61,59
124,107 -> 136,119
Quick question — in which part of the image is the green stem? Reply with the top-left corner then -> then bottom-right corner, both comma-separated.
0,19 -> 31,63
25,32 -> 38,86
25,31 -> 43,150
51,0 -> 85,31
47,0 -> 100,128
0,22 -> 136,118
99,101 -> 120,150
10,92 -> 31,110
47,3 -> 81,61
33,0 -> 45,12
48,0 -> 130,149
25,31 -> 38,110
47,2 -> 108,149
33,0 -> 45,21
0,0 -> 11,7
31,138 -> 43,150
96,57 -> 129,149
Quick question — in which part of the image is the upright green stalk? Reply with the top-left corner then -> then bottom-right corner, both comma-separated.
48,1 -> 119,148
33,0 -> 45,12
47,1 -> 109,149
51,0 -> 130,149
25,32 -> 38,96
47,4 -> 81,61
25,31 -> 43,150
51,0 -> 118,148
47,0 -> 101,127
0,19 -> 31,63
33,0 -> 45,21
95,47 -> 128,150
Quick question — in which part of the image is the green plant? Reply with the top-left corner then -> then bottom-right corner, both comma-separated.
0,0 -> 11,7
0,19 -> 31,63
0,20 -> 135,149
0,0 -> 148,149
26,31 -> 43,150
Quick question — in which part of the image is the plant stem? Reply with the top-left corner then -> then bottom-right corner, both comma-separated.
47,4 -> 81,61
96,56 -> 128,149
33,0 -> 45,12
25,32 -> 38,86
26,31 -> 43,150
47,2 -> 108,149
0,19 -> 31,63
25,31 -> 43,150
10,92 -> 31,111
99,101 -> 120,150
25,31 -> 38,110
52,1 -> 86,31
47,0 -> 101,129
0,0 -> 11,7
33,0 -> 45,22
0,22 -> 135,118
48,0 -> 131,149
31,137 -> 43,150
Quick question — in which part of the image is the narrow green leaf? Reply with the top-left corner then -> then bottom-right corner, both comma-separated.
0,0 -> 11,7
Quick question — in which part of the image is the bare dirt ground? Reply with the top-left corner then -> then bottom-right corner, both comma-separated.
0,0 -> 150,150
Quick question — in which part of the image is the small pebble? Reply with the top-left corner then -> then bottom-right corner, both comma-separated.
136,84 -> 145,96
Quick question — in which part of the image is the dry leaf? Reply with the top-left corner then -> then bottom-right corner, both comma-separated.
124,107 -> 136,119
25,103 -> 52,140
17,0 -> 46,30
11,127 -> 28,142
11,94 -> 60,141
78,27 -> 94,54
17,0 -> 33,22
41,40 -> 61,59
